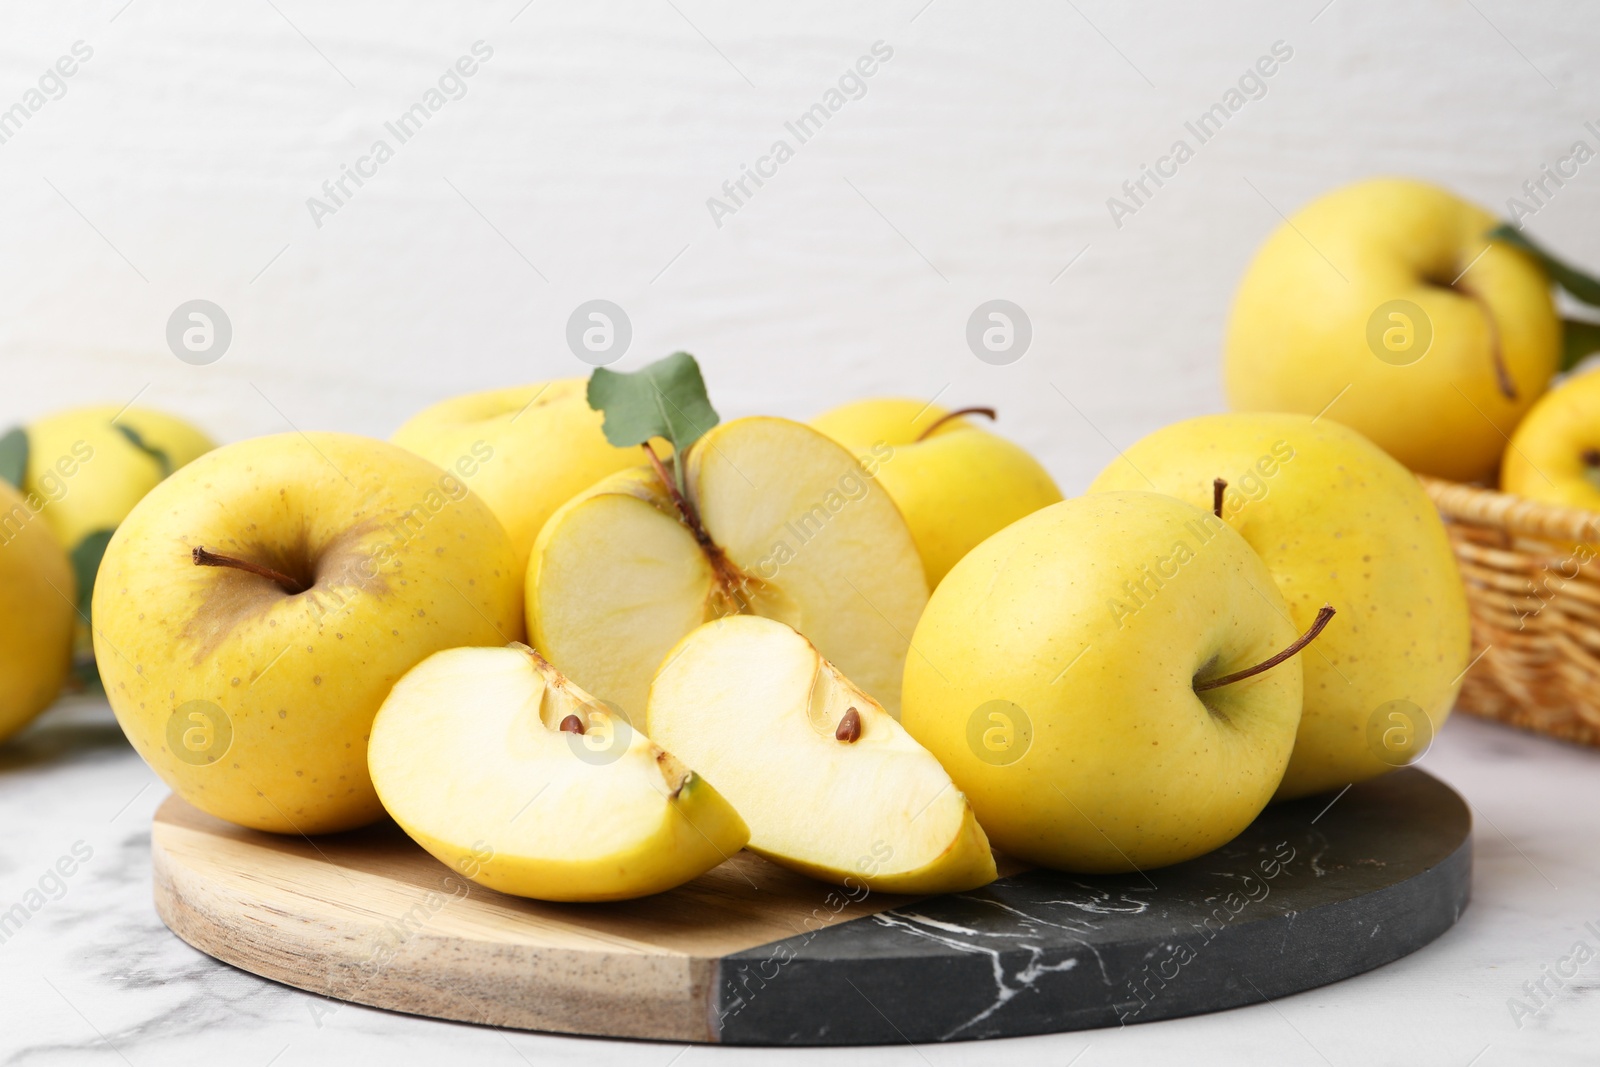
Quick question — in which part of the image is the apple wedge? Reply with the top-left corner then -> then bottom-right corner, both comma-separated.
369,643 -> 748,902
527,416 -> 928,721
646,616 -> 996,894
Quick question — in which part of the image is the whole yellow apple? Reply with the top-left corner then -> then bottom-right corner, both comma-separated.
1090,413 -> 1470,799
901,491 -> 1304,873
810,398 -> 1062,588
1503,368 -> 1600,509
1225,177 -> 1560,483
1,405 -> 215,669
12,405 -> 215,554
391,379 -> 652,570
0,480 -> 76,743
94,432 -> 524,834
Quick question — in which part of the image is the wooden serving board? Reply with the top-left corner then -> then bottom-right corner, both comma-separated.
152,768 -> 1470,1045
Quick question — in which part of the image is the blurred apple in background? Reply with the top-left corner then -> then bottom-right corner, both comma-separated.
0,405 -> 214,677
811,398 -> 1061,589
1225,177 -> 1560,483
0,480 -> 76,744
1503,368 -> 1600,509
94,432 -> 524,834
391,379 -> 656,571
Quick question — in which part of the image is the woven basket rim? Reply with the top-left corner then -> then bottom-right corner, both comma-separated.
1420,476 -> 1600,544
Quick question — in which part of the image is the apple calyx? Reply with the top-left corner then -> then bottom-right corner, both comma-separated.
835,706 -> 862,743
1212,478 -> 1227,519
191,546 -> 307,595
915,406 -> 997,442
1194,604 -> 1336,693
639,441 -> 755,614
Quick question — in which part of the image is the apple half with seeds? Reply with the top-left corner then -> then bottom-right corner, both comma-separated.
369,643 -> 748,902
527,416 -> 928,722
646,615 -> 996,894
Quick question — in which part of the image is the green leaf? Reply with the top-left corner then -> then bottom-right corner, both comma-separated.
0,427 -> 27,490
1488,223 -> 1600,307
115,422 -> 173,478
587,351 -> 720,465
1563,318 -> 1600,373
70,528 -> 116,623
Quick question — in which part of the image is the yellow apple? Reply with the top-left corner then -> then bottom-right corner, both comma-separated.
647,615 -> 995,893
1,405 -> 215,667
901,492 -> 1304,873
370,643 -> 747,901
810,398 -> 1062,588
0,480 -> 76,743
94,432 -> 524,834
1225,177 -> 1560,482
1502,368 -> 1600,508
391,379 -> 654,570
10,404 -> 215,553
527,416 -> 928,720
1090,413 -> 1470,800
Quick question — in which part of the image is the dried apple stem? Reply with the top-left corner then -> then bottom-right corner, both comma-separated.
191,546 -> 306,594
1212,478 -> 1227,519
915,406 -> 997,442
640,442 -> 750,611
1194,605 -> 1336,692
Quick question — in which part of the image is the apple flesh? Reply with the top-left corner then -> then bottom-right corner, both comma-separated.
811,398 -> 1062,588
647,615 -> 996,893
93,432 -> 525,834
902,492 -> 1304,874
391,379 -> 656,571
370,643 -> 748,902
527,416 -> 928,720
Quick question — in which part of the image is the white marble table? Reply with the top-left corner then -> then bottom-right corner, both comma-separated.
0,696 -> 1594,1067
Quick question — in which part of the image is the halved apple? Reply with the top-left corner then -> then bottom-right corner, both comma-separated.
646,616 -> 996,894
526,416 -> 928,721
369,643 -> 748,902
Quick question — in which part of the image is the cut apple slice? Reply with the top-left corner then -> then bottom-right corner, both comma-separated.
646,616 -> 996,894
527,416 -> 929,722
369,643 -> 748,902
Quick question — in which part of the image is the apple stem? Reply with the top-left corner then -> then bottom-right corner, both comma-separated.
641,443 -> 710,545
1212,478 -> 1227,519
640,441 -> 752,611
1194,605 -> 1336,693
915,406 -> 997,442
191,546 -> 306,594
1452,281 -> 1517,401
835,706 -> 862,743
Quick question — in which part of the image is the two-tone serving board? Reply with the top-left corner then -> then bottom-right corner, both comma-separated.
151,767 -> 1470,1044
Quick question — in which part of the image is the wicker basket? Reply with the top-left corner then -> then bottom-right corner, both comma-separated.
1422,476 -> 1600,747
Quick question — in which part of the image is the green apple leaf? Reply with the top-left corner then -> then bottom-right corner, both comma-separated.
0,426 -> 27,490
1488,224 -> 1600,307
587,351 -> 720,466
1563,318 -> 1600,372
70,528 -> 116,624
114,423 -> 174,478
